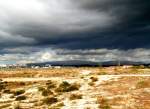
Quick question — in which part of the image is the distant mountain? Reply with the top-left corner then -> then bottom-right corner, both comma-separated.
101,61 -> 145,66
27,60 -> 99,67
26,60 -> 150,67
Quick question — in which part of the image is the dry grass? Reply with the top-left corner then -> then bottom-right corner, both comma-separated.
0,66 -> 149,78
0,67 -> 150,109
136,80 -> 150,89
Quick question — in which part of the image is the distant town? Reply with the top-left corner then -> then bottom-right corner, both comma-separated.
0,61 -> 150,69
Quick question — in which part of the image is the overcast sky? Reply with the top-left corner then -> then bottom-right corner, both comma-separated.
0,0 -> 150,64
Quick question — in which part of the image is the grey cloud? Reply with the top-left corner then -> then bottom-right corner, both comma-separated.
0,30 -> 36,46
0,0 -> 115,34
0,48 -> 150,64
0,0 -> 149,64
0,0 -> 148,46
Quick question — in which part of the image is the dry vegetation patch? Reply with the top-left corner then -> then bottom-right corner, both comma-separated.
0,67 -> 150,109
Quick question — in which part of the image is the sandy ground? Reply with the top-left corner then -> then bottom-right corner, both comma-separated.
2,74 -> 150,82
0,68 -> 150,109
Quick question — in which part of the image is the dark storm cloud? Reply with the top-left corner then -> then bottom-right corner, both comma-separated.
0,0 -> 150,49
0,0 -> 150,63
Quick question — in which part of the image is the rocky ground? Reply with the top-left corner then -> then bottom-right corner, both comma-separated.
0,67 -> 150,109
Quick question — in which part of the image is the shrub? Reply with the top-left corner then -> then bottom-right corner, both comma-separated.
49,102 -> 64,109
38,87 -> 45,92
97,96 -> 111,109
0,80 -> 6,91
14,106 -> 20,109
100,105 -> 111,109
85,108 -> 91,109
10,95 -> 15,98
67,83 -> 80,92
56,102 -> 64,107
55,81 -> 80,92
88,82 -> 95,86
42,89 -> 53,96
55,81 -> 69,92
19,82 -> 25,86
3,89 -> 12,94
13,102 -> 20,109
15,95 -> 26,101
0,84 -> 4,91
70,93 -> 82,100
46,80 -> 56,89
14,89 -> 25,96
60,81 -> 70,88
43,97 -> 58,105
99,72 -> 107,75
90,77 -> 98,82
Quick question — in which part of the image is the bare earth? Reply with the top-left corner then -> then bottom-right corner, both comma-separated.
0,67 -> 150,109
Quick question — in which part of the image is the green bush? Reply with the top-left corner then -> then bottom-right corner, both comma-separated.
60,81 -> 70,88
14,89 -> 25,96
15,95 -> 26,101
55,81 -> 80,92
